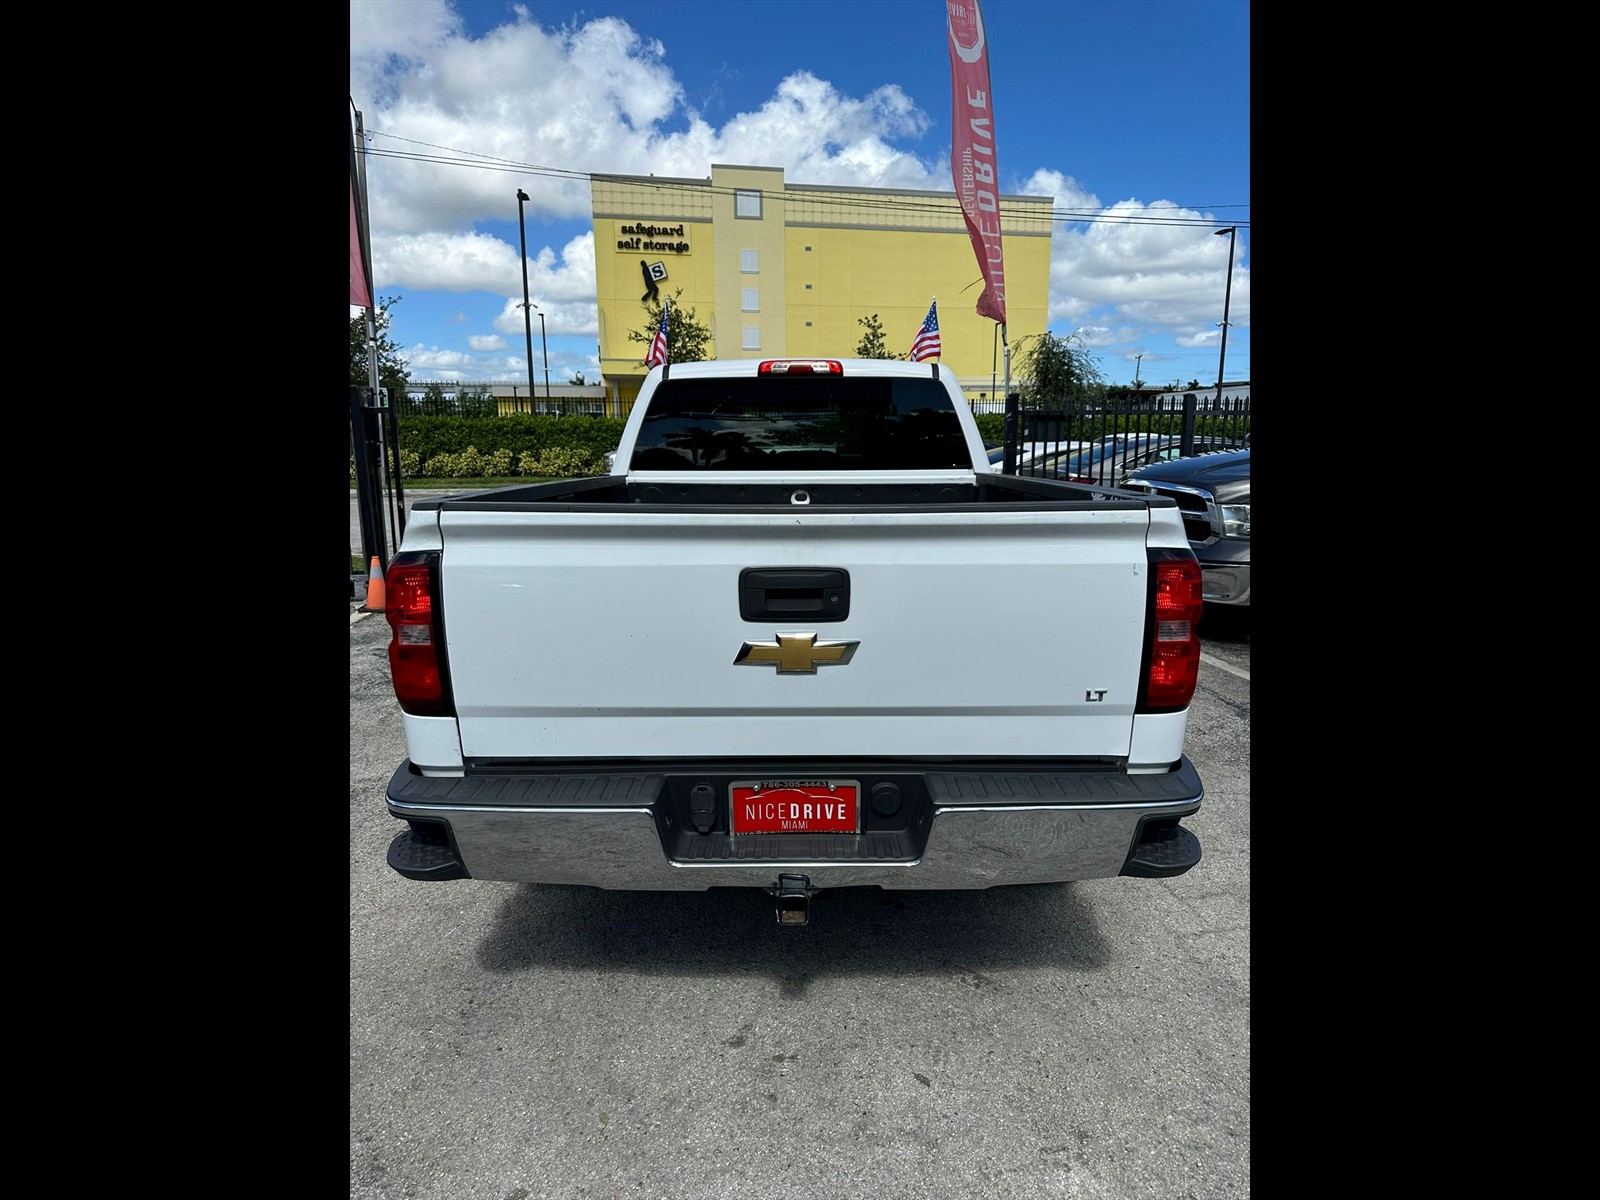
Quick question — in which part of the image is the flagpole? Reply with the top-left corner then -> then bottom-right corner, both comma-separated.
1001,324 -> 1014,473
1003,324 -> 1010,418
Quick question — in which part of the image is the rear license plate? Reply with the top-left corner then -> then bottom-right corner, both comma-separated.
729,779 -> 860,835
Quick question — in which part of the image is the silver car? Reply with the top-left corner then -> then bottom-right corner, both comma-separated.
1033,434 -> 1235,487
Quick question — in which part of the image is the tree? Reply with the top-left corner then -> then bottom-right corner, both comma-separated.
420,381 -> 451,415
855,313 -> 904,359
627,288 -> 712,363
350,295 -> 412,393
1014,330 -> 1106,407
569,372 -> 587,386
457,383 -> 495,418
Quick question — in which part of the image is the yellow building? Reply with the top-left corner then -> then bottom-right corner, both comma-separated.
591,163 -> 1053,409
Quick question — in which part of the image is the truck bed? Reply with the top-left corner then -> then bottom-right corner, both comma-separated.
408,473 -> 1165,510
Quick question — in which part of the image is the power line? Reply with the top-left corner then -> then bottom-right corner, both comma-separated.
359,132 -> 1249,232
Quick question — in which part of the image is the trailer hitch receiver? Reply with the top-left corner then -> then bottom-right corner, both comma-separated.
770,873 -> 813,926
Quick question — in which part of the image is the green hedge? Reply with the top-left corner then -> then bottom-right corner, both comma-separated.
355,410 -> 1249,482
368,415 -> 620,478
348,415 -> 629,481
396,414 -> 626,464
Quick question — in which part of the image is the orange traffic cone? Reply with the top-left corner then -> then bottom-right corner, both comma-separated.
363,556 -> 385,612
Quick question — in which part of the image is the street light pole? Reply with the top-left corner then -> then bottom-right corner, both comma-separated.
532,303 -> 550,401
1213,226 -> 1237,409
516,189 -> 536,407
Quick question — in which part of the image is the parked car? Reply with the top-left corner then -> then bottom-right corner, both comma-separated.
987,440 -> 1088,471
1125,435 -> 1239,475
1121,446 -> 1250,607
1025,434 -> 1177,485
1027,434 -> 1239,486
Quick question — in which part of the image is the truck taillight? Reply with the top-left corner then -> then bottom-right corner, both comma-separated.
1138,549 -> 1204,712
385,552 -> 453,717
757,359 -> 843,375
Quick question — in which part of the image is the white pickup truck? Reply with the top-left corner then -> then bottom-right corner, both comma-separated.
379,357 -> 1206,924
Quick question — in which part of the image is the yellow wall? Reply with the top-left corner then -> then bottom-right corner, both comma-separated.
711,164 -> 788,359
591,165 -> 1052,403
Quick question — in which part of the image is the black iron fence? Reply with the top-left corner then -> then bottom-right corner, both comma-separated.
1007,391 -> 1249,442
400,394 -> 616,419
995,391 -> 1251,484
350,384 -> 1251,572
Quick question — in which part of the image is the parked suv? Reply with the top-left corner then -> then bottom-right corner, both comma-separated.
1122,446 -> 1250,607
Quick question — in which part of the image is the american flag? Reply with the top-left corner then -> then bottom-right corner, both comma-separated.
645,299 -> 670,367
909,298 -> 940,361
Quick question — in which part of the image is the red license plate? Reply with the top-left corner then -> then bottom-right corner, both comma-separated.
729,780 -> 859,835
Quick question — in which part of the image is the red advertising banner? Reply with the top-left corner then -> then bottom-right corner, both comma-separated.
350,119 -> 373,309
947,0 -> 1006,324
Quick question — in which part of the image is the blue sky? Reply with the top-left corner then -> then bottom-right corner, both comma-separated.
350,0 -> 1249,391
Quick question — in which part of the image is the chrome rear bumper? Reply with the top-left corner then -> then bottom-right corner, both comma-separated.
384,758 -> 1203,889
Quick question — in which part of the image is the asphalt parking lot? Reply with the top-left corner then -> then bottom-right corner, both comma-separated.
350,590 -> 1250,1197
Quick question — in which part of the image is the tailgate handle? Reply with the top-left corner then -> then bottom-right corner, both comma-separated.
740,568 -> 850,622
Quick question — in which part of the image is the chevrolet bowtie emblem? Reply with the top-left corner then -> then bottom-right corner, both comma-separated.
735,632 -> 860,675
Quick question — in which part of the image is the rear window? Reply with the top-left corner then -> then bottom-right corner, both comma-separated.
630,377 -> 970,470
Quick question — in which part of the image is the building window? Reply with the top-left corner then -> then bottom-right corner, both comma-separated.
735,190 -> 761,219
742,288 -> 759,312
804,283 -> 812,290
742,326 -> 760,350
805,321 -> 813,327
741,249 -> 758,273
804,245 -> 812,251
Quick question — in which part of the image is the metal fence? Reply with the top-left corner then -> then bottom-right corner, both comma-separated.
382,383 -> 1251,435
384,385 -> 1250,427
992,392 -> 1241,476
1006,391 -> 1249,436
395,394 -> 617,419
351,384 -> 1251,570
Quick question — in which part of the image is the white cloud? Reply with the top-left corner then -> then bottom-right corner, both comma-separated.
377,230 -> 518,292
352,3 -> 1245,385
401,344 -> 480,380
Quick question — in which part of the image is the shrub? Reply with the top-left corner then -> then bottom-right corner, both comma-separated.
397,414 -> 626,465
974,413 -> 1004,443
523,447 -> 602,477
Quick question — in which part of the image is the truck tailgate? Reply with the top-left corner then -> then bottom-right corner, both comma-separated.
435,506 -> 1156,761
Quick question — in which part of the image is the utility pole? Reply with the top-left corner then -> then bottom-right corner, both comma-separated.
517,189 -> 536,406
1134,354 -> 1142,388
533,303 -> 550,400
1213,227 -> 1237,409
